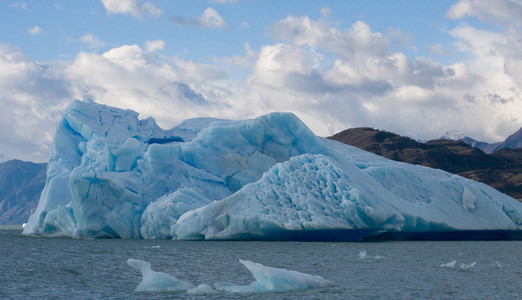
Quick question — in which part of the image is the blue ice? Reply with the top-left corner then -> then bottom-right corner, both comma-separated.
128,258 -> 332,294
23,99 -> 522,240
215,259 -> 333,293
127,259 -> 194,292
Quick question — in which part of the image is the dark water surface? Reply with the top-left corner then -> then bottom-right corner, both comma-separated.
1,229 -> 520,299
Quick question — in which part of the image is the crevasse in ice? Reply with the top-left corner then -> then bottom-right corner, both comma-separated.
23,99 -> 522,239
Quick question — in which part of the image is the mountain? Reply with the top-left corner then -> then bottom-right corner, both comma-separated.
22,100 -> 522,240
441,127 -> 522,154
329,127 -> 522,202
0,159 -> 46,225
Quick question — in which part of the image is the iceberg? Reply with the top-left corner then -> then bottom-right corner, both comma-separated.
439,260 -> 457,268
23,99 -> 522,240
127,259 -> 194,292
215,259 -> 333,293
128,258 -> 330,294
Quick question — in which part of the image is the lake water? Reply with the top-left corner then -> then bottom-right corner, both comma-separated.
1,229 -> 520,299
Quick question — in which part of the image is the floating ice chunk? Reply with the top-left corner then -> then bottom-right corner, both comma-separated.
127,259 -> 194,292
439,260 -> 457,268
459,262 -> 476,270
216,259 -> 333,293
186,284 -> 217,295
359,250 -> 385,260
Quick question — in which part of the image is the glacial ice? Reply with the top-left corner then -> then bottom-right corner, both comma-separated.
127,259 -> 194,292
23,99 -> 522,240
439,260 -> 457,268
359,250 -> 385,260
215,259 -> 333,293
128,258 -> 330,294
438,260 -> 476,270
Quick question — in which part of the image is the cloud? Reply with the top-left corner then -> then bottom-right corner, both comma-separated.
64,44 -> 232,130
248,14 -> 522,142
10,1 -> 27,10
145,40 -> 165,52
28,26 -> 42,35
3,11 -> 522,163
173,7 -> 229,29
100,0 -> 162,19
0,44 -> 70,162
427,43 -> 445,55
447,0 -> 522,26
80,34 -> 105,49
197,8 -> 228,28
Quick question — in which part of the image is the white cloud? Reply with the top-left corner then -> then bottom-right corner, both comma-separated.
249,14 -> 522,141
80,34 -> 105,49
427,43 -> 445,55
173,58 -> 227,84
64,45 -> 231,130
100,0 -> 162,19
4,11 -> 522,163
145,40 -> 165,52
197,7 -> 228,28
0,44 -> 70,162
173,7 -> 229,29
447,0 -> 522,26
28,26 -> 41,35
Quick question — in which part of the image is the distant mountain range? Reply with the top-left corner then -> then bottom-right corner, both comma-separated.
0,160 -> 46,225
441,127 -> 522,154
329,128 -> 522,202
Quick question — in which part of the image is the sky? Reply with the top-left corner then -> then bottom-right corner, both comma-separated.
1,0 -> 522,163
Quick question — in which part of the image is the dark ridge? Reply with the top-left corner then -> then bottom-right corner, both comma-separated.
364,230 -> 522,241
329,127 -> 522,202
146,137 -> 184,144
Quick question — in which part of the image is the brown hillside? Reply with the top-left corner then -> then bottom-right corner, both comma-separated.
329,127 -> 522,202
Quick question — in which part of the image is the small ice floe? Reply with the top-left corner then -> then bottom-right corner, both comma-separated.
493,261 -> 502,268
439,260 -> 457,268
359,250 -> 385,260
127,259 -> 194,292
128,258 -> 332,294
439,260 -> 476,270
458,262 -> 476,271
151,245 -> 160,249
215,259 -> 333,293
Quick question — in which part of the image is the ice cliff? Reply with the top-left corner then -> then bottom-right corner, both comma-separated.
23,100 -> 522,239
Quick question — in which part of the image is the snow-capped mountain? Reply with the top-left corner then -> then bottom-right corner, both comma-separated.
441,130 -> 466,141
441,127 -> 522,154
